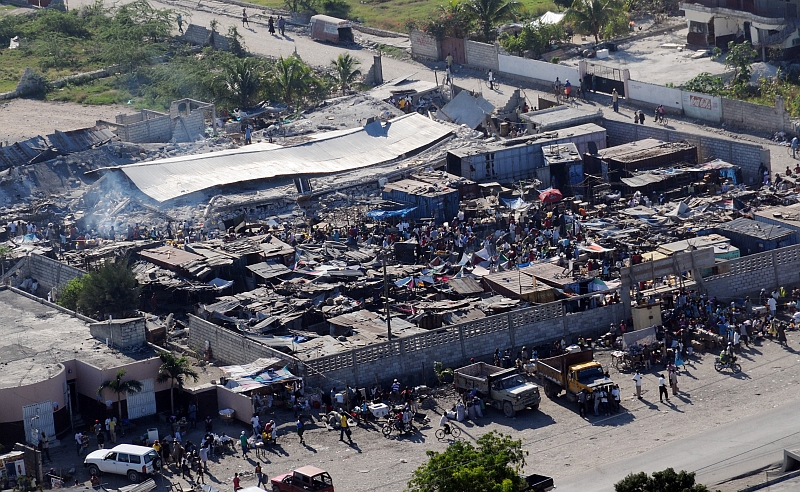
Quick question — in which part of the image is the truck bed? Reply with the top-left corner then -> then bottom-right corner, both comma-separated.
536,350 -> 595,388
522,473 -> 555,492
454,362 -> 517,393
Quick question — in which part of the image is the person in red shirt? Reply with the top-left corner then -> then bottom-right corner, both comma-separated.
233,473 -> 241,490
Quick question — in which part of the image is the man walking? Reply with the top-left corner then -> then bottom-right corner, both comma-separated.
296,418 -> 305,444
239,431 -> 249,458
488,70 -> 495,90
632,371 -> 642,398
40,432 -> 51,463
176,13 -> 184,34
255,463 -> 265,489
658,374 -> 669,403
612,88 -> 619,112
577,389 -> 586,418
242,9 -> 249,28
277,16 -> 286,36
340,413 -> 352,444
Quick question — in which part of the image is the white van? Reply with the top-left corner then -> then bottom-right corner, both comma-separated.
84,444 -> 161,482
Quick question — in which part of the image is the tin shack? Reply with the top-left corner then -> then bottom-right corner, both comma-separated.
382,177 -> 459,223
712,217 -> 798,255
310,15 -> 354,43
583,138 -> 697,183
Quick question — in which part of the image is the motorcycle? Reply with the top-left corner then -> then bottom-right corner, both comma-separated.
381,414 -> 414,438
714,354 -> 741,373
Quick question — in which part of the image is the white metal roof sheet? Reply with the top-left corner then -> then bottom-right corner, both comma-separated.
106,113 -> 452,202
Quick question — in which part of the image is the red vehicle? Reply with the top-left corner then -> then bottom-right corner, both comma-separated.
270,466 -> 334,492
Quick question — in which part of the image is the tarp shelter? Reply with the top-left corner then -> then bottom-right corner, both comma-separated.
622,325 -> 657,349
533,11 -> 565,26
365,207 -> 417,220
222,365 -> 299,393
310,15 -> 353,43
438,90 -> 494,130
220,358 -> 285,379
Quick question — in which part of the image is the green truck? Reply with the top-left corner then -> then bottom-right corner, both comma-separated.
454,362 -> 541,417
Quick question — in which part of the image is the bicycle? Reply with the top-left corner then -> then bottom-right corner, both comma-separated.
787,145 -> 798,159
655,113 -> 668,125
435,425 -> 461,440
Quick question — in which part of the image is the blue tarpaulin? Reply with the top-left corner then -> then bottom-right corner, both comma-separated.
501,197 -> 528,210
365,207 -> 417,220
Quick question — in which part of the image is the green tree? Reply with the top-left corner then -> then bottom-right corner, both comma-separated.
683,71 -> 725,96
565,0 -> 625,44
56,276 -> 85,311
615,467 -> 710,492
464,0 -> 521,42
271,55 -> 323,107
725,40 -> 758,86
500,21 -> 565,58
224,57 -> 267,108
407,431 -> 527,492
0,245 -> 10,276
98,369 -> 143,421
77,259 -> 140,318
330,53 -> 362,95
157,352 -> 199,414
98,0 -> 172,72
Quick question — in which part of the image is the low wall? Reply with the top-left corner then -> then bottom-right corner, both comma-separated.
410,30 -> 439,61
721,96 -> 794,134
10,253 -> 86,296
465,40 -> 498,71
626,79 -> 684,113
352,24 -> 406,38
118,115 -> 172,143
89,318 -> 146,349
601,119 -> 770,184
498,54 -> 579,86
704,243 -> 800,299
303,301 -> 624,391
187,315 -> 300,369
681,90 -> 722,122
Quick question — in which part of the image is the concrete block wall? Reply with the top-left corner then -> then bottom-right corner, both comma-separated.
601,119 -> 769,184
89,318 -> 146,349
465,40 -> 499,71
187,315 -> 299,368
118,116 -> 172,144
410,30 -> 440,61
172,110 -> 206,142
721,96 -> 794,134
18,254 -> 85,295
704,243 -> 800,299
304,300 -> 624,391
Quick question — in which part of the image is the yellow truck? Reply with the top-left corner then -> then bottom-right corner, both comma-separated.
536,350 -> 614,404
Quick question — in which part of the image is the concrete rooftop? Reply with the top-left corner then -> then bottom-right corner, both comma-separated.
0,288 -> 155,389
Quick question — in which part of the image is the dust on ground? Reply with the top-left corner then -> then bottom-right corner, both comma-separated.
0,98 -> 129,144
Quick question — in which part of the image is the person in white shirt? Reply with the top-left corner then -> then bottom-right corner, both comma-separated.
632,371 -> 642,398
658,374 -> 669,403
439,414 -> 451,434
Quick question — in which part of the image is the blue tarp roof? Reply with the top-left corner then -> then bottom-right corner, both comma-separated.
366,207 -> 417,220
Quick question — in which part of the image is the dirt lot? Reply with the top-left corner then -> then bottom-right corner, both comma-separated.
0,98 -> 128,144
40,326 -> 800,492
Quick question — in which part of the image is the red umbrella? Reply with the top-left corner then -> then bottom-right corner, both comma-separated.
539,188 -> 563,204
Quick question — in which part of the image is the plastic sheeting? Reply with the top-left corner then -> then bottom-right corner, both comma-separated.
365,207 -> 417,220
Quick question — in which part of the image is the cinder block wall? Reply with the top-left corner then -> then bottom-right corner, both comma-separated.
172,110 -> 206,142
410,30 -> 440,61
19,254 -> 85,295
89,318 -> 146,348
704,244 -> 800,299
721,96 -> 794,134
601,119 -> 769,184
119,116 -> 172,143
187,315 -> 300,369
465,40 -> 499,71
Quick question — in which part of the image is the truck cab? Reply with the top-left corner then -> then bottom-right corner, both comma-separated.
567,361 -> 612,396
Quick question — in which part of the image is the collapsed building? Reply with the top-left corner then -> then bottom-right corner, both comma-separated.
3,87 -> 796,429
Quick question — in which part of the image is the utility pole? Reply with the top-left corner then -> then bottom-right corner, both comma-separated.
383,250 -> 392,340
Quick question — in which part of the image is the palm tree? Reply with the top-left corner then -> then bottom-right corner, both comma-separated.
224,57 -> 266,108
271,55 -> 321,107
330,54 -> 362,95
156,352 -> 199,414
98,369 -> 143,421
565,0 -> 624,44
464,0 -> 520,42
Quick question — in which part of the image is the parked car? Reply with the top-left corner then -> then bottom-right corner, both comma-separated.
270,466 -> 334,492
84,444 -> 161,482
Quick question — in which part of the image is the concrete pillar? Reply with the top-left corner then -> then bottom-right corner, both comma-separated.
373,55 -> 383,85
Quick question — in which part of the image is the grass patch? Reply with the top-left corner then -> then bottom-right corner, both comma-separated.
47,77 -> 132,105
0,47 -> 105,93
246,0 -> 556,31
375,43 -> 407,59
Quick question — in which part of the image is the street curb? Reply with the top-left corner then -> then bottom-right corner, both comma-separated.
737,469 -> 800,491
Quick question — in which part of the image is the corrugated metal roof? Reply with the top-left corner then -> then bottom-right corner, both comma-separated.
716,217 -> 795,240
0,136 -> 49,169
106,113 -> 452,202
246,261 -> 292,279
47,127 -> 115,154
438,90 -> 494,129
620,173 -> 668,188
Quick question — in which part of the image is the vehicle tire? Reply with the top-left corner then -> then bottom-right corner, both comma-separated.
450,426 -> 461,438
127,470 -> 139,483
87,465 -> 100,477
732,363 -> 741,374
503,401 -> 516,417
273,485 -> 281,492
543,382 -> 555,399
714,361 -> 723,372
435,429 -> 445,440
531,404 -> 539,411
382,424 -> 393,437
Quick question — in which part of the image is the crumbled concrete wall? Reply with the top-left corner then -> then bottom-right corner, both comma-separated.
180,24 -> 230,51
116,115 -> 172,143
10,253 -> 85,296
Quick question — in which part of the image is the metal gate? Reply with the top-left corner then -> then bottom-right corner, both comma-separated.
126,378 -> 157,420
585,63 -> 626,96
23,401 -> 55,446
441,37 -> 466,64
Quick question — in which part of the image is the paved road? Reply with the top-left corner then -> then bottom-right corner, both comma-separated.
556,398 -> 800,492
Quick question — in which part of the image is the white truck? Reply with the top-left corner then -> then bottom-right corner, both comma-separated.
454,362 -> 541,417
